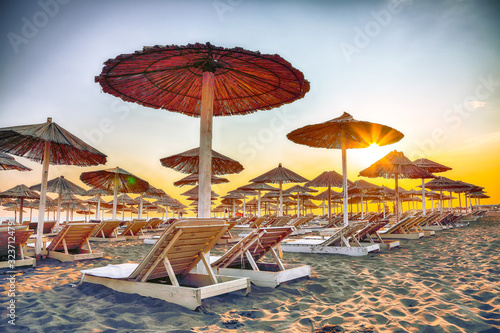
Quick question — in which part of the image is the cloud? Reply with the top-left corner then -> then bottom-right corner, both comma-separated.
445,130 -> 500,155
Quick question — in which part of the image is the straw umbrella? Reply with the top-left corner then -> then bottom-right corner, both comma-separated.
284,185 -> 318,217
0,152 -> 32,171
305,171 -> 348,224
413,158 -> 452,216
0,117 -> 107,258
80,167 -> 149,219
96,42 -> 309,218
30,176 -> 87,231
227,189 -> 258,217
287,112 -> 404,226
359,150 -> 436,223
348,180 -> 380,219
250,164 -> 308,216
238,182 -> 277,217
83,187 -> 111,220
0,185 -> 40,224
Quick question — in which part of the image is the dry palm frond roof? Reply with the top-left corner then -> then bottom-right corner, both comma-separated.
0,184 -> 39,199
95,42 -> 310,117
0,118 -> 107,166
173,173 -> 229,187
305,170 -> 347,188
80,167 -> 149,194
413,158 -> 452,174
160,147 -> 243,175
0,152 -> 32,171
287,112 -> 404,150
30,176 -> 87,195
359,151 -> 436,180
250,163 -> 308,184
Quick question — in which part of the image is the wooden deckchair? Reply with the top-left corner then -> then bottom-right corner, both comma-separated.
81,219 -> 251,310
217,219 -> 241,244
89,220 -> 126,242
119,219 -> 149,239
353,220 -> 400,250
145,218 -> 163,230
281,222 -> 379,256
0,226 -> 36,268
212,226 -> 310,287
29,221 -> 56,234
47,223 -> 104,262
378,216 -> 424,240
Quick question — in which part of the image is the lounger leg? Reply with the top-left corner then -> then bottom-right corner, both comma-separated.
269,247 -> 285,271
200,252 -> 219,284
163,258 -> 180,287
245,250 -> 260,271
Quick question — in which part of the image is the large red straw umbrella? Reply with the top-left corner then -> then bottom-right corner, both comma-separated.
305,170 -> 347,224
0,152 -> 32,171
0,117 -> 107,258
413,158 -> 452,216
250,163 -> 308,216
80,167 -> 149,219
359,150 -> 435,223
96,42 -> 309,218
287,112 -> 404,226
30,176 -> 87,231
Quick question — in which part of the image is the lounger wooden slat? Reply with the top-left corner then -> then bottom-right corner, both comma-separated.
0,226 -> 36,268
81,219 -> 251,310
47,223 -> 104,262
119,219 -> 149,239
90,220 -> 126,242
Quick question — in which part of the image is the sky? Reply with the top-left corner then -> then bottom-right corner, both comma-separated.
1,0 -> 499,218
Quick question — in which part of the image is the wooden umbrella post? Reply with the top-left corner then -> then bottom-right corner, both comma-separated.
36,139 -> 51,259
257,190 -> 261,217
19,198 -> 24,226
395,173 -> 400,224
56,193 -> 62,231
198,71 -> 215,219
112,172 -> 118,219
96,193 -> 101,220
341,131 -> 348,227
139,193 -> 144,219
421,179 -> 426,216
328,185 -> 332,224
279,181 -> 283,216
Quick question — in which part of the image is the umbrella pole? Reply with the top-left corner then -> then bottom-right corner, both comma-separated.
458,192 -> 462,212
198,71 -> 215,219
257,190 -> 261,217
112,173 -> 118,219
36,140 -> 51,259
422,179 -> 426,216
328,185 -> 332,224
19,197 -> 24,225
341,133 -> 348,226
395,173 -> 400,224
279,181 -> 283,216
139,193 -> 144,219
243,195 -> 246,217
296,193 -> 300,217
439,190 -> 443,214
361,191 -> 364,219
96,194 -> 101,220
56,193 -> 62,231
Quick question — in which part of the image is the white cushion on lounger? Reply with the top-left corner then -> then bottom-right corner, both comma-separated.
81,263 -> 139,279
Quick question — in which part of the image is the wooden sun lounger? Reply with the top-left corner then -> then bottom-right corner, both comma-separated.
212,226 -> 310,287
232,216 -> 266,231
119,219 -> 149,239
281,222 -> 379,256
46,223 -> 104,262
145,218 -> 163,230
28,221 -> 56,234
81,219 -> 251,310
0,226 -> 36,268
354,220 -> 400,250
378,217 -> 424,240
89,220 -> 126,242
217,220 -> 241,244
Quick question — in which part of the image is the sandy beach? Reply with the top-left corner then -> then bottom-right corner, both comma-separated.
0,216 -> 498,332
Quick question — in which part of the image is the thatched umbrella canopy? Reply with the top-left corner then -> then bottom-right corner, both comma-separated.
135,185 -> 166,219
250,163 -> 308,216
359,150 -> 436,222
80,167 -> 149,219
305,170 -> 349,224
287,112 -> 404,226
0,185 -> 39,223
173,172 -> 229,187
160,147 -> 244,176
348,180 -> 380,218
181,185 -> 218,198
227,189 -> 257,217
284,185 -> 317,217
238,182 -> 277,217
96,42 -> 309,218
82,187 -> 111,220
0,152 -> 32,171
413,158 -> 452,216
30,176 -> 87,230
0,117 -> 107,258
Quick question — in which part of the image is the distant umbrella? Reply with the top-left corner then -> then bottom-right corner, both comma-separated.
348,180 -> 380,219
359,150 -> 435,223
0,185 -> 39,223
0,152 -> 31,171
250,163 -> 308,216
288,112 -> 404,226
80,167 -> 149,219
305,170 -> 348,224
413,158 -> 452,216
238,182 -> 277,217
0,117 -> 107,258
181,185 -> 219,199
30,176 -> 87,230
284,185 -> 317,217
227,188 -> 257,217
161,147 -> 244,176
83,187 -> 111,220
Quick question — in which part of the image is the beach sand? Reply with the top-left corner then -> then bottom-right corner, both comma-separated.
2,217 -> 499,332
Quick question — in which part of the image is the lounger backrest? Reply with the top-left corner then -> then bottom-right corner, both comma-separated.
322,222 -> 365,246
212,226 -> 294,269
355,221 -> 387,240
249,216 -> 266,228
92,220 -> 122,237
120,219 -> 148,236
0,226 -> 32,256
129,219 -> 229,282
47,223 -> 97,252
